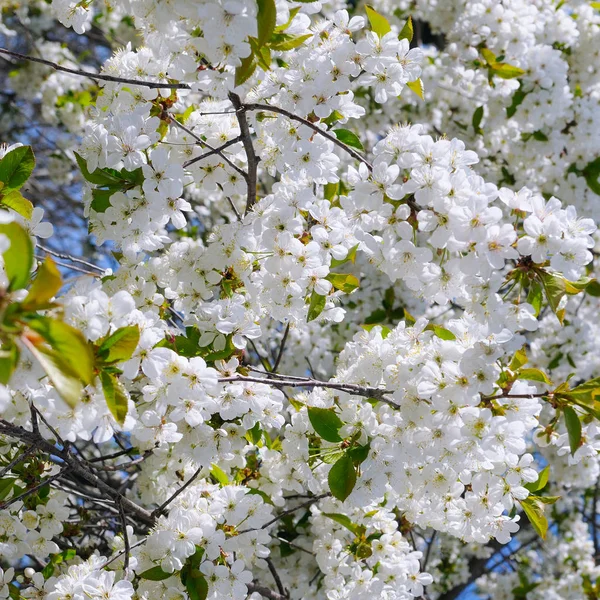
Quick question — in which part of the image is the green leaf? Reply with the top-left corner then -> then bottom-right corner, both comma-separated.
519,496 -> 549,539
472,106 -> 484,134
27,317 -> 94,386
330,244 -> 359,268
269,33 -> 312,51
539,271 -> 567,324
97,325 -> 140,364
74,152 -> 122,186
139,566 -> 173,581
1,190 -> 33,219
322,512 -> 364,535
584,280 -> 600,297
100,371 -> 129,426
210,463 -> 230,486
506,88 -> 527,118
0,342 -> 19,385
235,52 -> 257,87
406,78 -> 424,99
308,406 -> 344,443
0,146 -> 35,191
328,454 -> 356,502
509,346 -> 528,371
326,272 -> 360,293
563,406 -> 582,456
524,465 -> 550,493
491,62 -> 526,79
518,368 -> 552,385
186,573 -> 208,600
398,16 -> 413,42
527,280 -> 543,317
257,0 -> 277,47
559,377 -> 600,419
307,290 -> 326,322
247,422 -> 262,445
365,5 -> 391,37
347,442 -> 370,465
23,256 -> 63,310
25,342 -> 84,407
91,188 -> 115,213
0,221 -> 33,291
333,129 -> 364,150
427,324 -> 456,341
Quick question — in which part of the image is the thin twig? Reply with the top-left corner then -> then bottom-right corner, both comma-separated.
0,48 -> 191,89
271,324 -> 290,374
151,466 -> 204,517
37,244 -> 105,272
0,469 -> 65,510
265,557 -> 289,599
182,136 -> 242,168
238,493 -> 330,534
246,583 -> 288,600
0,443 -> 39,479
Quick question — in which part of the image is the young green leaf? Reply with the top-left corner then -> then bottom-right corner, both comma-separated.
308,406 -> 344,443
139,566 -> 172,581
333,129 -> 364,150
74,152 -> 122,186
517,368 -> 552,385
365,5 -> 391,37
563,406 -> 582,456
326,272 -> 360,293
519,496 -> 549,539
472,106 -> 484,134
257,0 -> 277,47
27,317 -> 94,386
100,371 -> 129,426
0,146 -> 35,191
97,325 -> 140,364
1,190 -> 33,219
322,512 -> 364,536
491,63 -> 525,79
23,256 -> 63,310
398,16 -> 413,42
0,342 -> 20,385
307,290 -> 327,322
185,573 -> 209,600
210,463 -> 230,486
524,465 -> 550,493
269,33 -> 312,51
406,78 -> 424,100
0,221 -> 33,291
235,52 -> 257,87
24,342 -> 84,407
328,454 -> 357,502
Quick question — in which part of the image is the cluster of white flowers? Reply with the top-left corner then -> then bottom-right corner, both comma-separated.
1,0 -> 600,599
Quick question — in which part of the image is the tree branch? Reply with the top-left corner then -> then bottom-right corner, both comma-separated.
229,93 -> 259,214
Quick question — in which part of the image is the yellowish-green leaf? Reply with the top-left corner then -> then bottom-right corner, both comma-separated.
97,325 -> 140,364
23,256 -> 62,310
24,341 -> 83,407
0,221 -> 33,291
326,272 -> 360,294
27,317 -> 94,386
333,129 -> 364,150
398,15 -> 413,42
307,290 -> 326,322
518,368 -> 552,385
491,62 -> 526,79
1,190 -> 33,219
519,496 -> 549,539
406,78 -> 424,99
524,465 -> 550,493
100,371 -> 129,426
210,463 -> 230,486
365,5 -> 391,37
